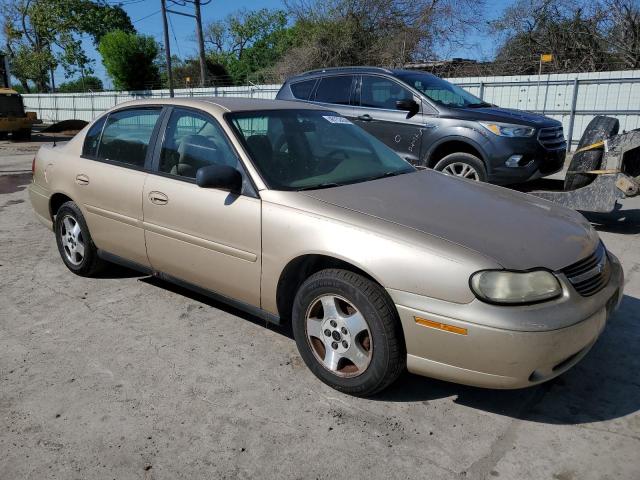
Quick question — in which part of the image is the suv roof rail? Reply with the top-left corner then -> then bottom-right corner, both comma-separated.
299,66 -> 394,76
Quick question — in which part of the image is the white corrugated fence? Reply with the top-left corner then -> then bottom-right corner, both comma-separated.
21,70 -> 640,150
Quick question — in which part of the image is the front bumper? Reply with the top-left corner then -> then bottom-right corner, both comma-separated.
487,142 -> 566,185
390,253 -> 624,389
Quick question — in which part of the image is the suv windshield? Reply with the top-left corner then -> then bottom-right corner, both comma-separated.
228,110 -> 415,191
396,72 -> 489,108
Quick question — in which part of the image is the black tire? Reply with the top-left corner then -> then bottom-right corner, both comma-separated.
54,201 -> 104,276
433,152 -> 488,182
292,269 -> 405,396
564,116 -> 619,191
0,132 -> 8,140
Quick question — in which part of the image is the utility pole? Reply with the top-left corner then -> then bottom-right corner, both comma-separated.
194,0 -> 207,87
161,0 -> 175,97
166,0 -> 210,88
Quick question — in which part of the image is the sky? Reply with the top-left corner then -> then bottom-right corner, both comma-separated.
69,0 -> 512,88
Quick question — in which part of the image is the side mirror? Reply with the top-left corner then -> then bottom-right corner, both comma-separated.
196,164 -> 242,193
396,99 -> 420,118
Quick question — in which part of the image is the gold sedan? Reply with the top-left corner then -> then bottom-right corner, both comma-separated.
29,98 -> 623,396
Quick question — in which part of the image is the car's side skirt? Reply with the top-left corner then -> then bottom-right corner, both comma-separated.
97,249 -> 282,326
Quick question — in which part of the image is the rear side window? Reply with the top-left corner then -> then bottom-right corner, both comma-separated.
290,79 -> 316,100
97,108 -> 161,167
314,76 -> 354,105
82,115 -> 107,158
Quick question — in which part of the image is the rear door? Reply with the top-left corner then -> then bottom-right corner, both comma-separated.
311,75 -> 357,120
74,107 -> 163,266
142,107 -> 262,307
353,75 -> 425,164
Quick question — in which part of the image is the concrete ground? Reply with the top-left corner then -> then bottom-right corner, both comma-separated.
1,139 -> 639,480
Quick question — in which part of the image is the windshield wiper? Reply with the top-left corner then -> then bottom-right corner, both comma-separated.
467,102 -> 492,108
366,171 -> 406,181
296,182 -> 341,191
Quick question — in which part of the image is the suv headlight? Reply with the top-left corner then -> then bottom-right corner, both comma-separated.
479,122 -> 536,138
470,270 -> 562,304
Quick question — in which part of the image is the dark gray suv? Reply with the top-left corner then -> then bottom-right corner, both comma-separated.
276,67 -> 566,184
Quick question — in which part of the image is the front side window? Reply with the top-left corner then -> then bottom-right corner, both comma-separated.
82,115 -> 107,158
314,76 -> 354,105
97,108 -> 161,167
396,72 -> 489,108
159,108 -> 240,179
229,109 -> 415,191
360,76 -> 413,109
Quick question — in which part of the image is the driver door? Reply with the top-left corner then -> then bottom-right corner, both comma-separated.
143,107 -> 261,307
353,75 -> 425,164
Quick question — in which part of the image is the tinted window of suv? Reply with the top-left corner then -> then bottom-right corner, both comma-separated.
360,76 -> 413,109
314,76 -> 353,105
290,79 -> 316,100
82,115 -> 107,158
97,108 -> 161,167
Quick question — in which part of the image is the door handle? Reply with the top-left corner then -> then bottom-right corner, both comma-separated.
148,191 -> 168,205
357,114 -> 372,121
75,174 -> 89,185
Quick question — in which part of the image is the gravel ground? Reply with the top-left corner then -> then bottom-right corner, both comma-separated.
1,145 -> 639,480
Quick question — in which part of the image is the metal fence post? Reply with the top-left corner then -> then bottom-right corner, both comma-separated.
566,78 -> 580,152
54,94 -> 59,123
478,81 -> 484,100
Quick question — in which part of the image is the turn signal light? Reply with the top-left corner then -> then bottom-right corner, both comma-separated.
414,316 -> 468,335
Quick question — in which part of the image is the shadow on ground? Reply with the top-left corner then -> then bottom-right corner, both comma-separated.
583,205 -> 640,234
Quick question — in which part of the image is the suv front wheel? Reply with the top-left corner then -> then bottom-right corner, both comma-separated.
433,152 -> 487,182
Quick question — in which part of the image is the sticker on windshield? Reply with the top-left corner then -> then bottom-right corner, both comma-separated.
322,115 -> 352,125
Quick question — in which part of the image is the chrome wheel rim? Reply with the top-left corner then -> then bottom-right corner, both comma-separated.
305,295 -> 372,378
442,162 -> 480,180
59,215 -> 85,266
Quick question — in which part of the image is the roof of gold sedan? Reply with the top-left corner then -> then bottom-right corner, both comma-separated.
116,96 -> 328,113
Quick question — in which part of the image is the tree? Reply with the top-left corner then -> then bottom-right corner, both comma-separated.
171,57 -> 232,87
58,75 -> 103,92
490,0 -> 640,74
1,0 -> 134,92
203,8 -> 294,84
98,30 -> 160,91
273,0 -> 486,79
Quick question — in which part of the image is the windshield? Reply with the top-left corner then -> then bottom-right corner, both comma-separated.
396,72 -> 489,108
228,110 -> 415,191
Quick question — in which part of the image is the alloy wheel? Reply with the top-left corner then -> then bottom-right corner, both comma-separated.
305,294 -> 372,377
59,215 -> 85,266
441,162 -> 480,180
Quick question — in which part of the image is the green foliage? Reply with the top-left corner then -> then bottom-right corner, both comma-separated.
204,8 -> 296,84
58,75 -> 104,92
98,30 -> 160,90
2,0 -> 134,92
170,57 -> 232,87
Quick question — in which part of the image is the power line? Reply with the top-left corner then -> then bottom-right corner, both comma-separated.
133,10 -> 161,23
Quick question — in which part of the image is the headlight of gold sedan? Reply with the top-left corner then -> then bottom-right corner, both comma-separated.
470,270 -> 562,305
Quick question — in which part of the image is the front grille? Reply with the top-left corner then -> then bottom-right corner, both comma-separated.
561,243 -> 610,296
538,126 -> 566,150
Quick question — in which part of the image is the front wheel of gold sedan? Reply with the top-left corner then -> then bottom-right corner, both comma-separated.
292,269 -> 406,396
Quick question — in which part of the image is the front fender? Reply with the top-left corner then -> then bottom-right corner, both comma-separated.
259,194 -> 499,315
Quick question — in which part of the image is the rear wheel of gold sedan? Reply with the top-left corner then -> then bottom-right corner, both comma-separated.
54,201 -> 105,276
292,269 -> 405,396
